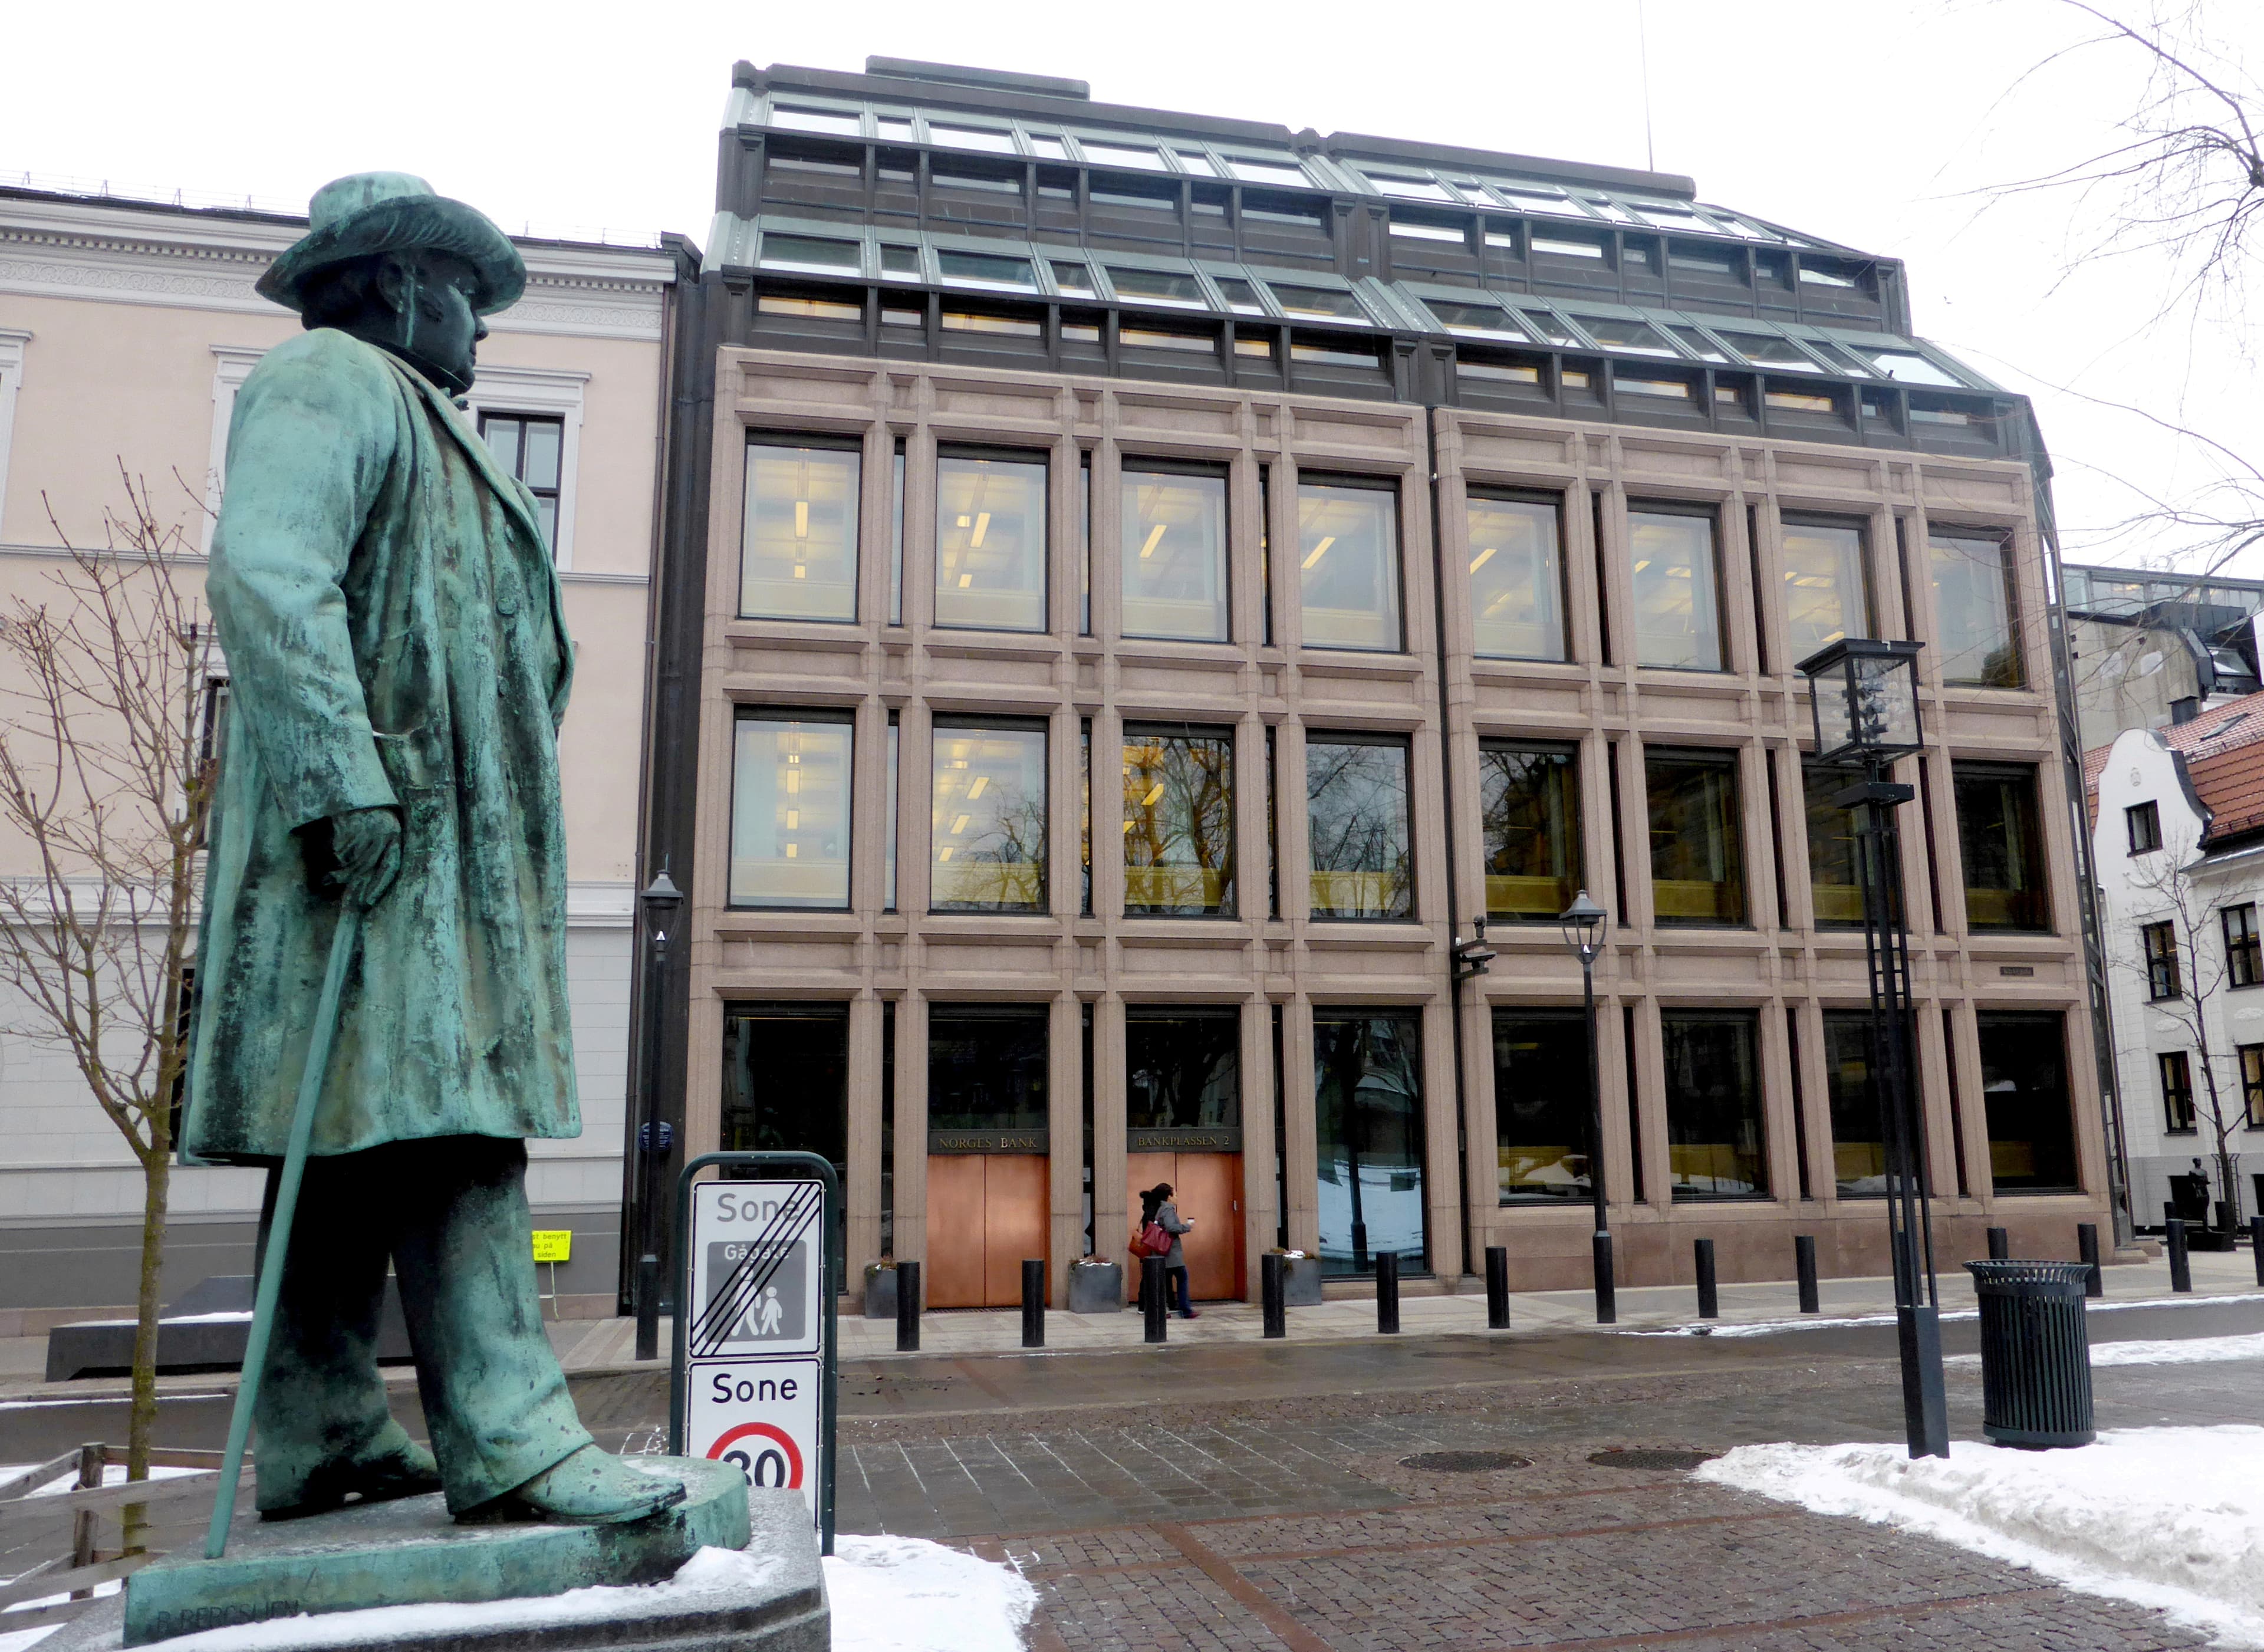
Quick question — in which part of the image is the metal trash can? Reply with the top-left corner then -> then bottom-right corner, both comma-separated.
1964,1260 -> 2094,1448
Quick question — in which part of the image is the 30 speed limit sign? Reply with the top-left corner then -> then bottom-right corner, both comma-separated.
689,1359 -> 821,1521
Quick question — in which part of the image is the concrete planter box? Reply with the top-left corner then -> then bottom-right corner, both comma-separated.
1067,1262 -> 1123,1314
1279,1256 -> 1324,1307
862,1268 -> 897,1319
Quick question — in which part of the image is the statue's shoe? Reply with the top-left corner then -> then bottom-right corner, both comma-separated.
260,1439 -> 443,1521
460,1445 -> 686,1526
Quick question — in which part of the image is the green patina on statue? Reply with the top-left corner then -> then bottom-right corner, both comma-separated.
183,173 -> 682,1527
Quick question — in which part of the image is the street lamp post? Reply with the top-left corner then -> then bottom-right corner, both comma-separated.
631,866 -> 683,1364
1797,636 -> 1948,1460
1558,891 -> 1614,1325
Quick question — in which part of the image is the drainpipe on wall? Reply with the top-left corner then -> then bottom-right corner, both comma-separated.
1427,407 -> 1477,1282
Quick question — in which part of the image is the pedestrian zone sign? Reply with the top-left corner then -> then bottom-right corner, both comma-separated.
685,1179 -> 828,1526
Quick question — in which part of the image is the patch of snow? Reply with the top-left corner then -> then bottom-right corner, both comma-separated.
124,1545 -> 783,1651
824,1534 -> 1035,1652
1699,1426 -> 2264,1648
1944,1332 -> 2264,1368
1639,1291 -> 2264,1340
0,1625 -> 61,1652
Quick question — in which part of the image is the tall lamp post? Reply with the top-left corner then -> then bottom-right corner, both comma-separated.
632,866 -> 683,1363
1796,637 -> 1947,1460
1559,891 -> 1614,1325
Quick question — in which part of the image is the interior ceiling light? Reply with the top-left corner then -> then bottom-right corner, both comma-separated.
970,512 -> 991,548
1470,547 -> 1498,572
1302,535 -> 1335,570
1140,524 -> 1168,558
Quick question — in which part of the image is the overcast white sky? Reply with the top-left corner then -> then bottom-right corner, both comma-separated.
8,0 -> 2259,576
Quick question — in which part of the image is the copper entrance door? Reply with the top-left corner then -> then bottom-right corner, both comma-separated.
1125,1153 -> 1245,1302
926,1154 -> 1051,1308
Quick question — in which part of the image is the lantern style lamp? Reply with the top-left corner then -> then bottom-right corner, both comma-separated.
1797,637 -> 1925,768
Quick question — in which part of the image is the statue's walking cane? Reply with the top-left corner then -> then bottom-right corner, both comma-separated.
204,906 -> 363,1559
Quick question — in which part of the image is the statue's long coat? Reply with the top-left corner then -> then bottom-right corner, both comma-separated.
183,327 -> 580,1161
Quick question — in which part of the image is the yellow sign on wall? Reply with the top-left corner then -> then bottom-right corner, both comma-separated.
531,1230 -> 573,1263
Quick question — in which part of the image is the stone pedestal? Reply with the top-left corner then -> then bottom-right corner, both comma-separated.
49,1460 -> 823,1651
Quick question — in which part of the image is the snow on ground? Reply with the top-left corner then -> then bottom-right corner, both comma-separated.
0,1628 -> 58,1652
1944,1331 -> 2264,1367
1699,1426 -> 2264,1648
825,1535 -> 1035,1652
1641,1291 -> 2264,1340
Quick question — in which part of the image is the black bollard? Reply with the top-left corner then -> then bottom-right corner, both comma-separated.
1795,1235 -> 1820,1314
1375,1252 -> 1400,1334
1261,1253 -> 1286,1339
634,1252 -> 661,1362
1986,1226 -> 2009,1261
1485,1246 -> 1511,1330
2167,1218 -> 2192,1294
2078,1223 -> 2103,1299
2253,1216 -> 2264,1289
895,1259 -> 922,1353
1142,1255 -> 1168,1342
1693,1238 -> 1719,1319
1592,1230 -> 1617,1325
1021,1259 -> 1045,1349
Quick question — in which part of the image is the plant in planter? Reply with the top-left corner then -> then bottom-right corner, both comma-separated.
1067,1255 -> 1124,1315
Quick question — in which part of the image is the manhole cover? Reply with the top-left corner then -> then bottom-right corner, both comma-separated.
1398,1450 -> 1532,1473
1587,1448 -> 1719,1471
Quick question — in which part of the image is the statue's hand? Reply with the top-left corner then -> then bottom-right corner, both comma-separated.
328,807 -> 403,909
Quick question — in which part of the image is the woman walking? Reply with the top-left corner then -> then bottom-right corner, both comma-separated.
1143,1183 -> 1198,1319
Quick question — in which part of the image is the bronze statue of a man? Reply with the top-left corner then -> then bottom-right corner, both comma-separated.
183,173 -> 679,1525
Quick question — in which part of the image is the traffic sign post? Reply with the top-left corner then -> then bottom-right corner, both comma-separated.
668,1151 -> 840,1554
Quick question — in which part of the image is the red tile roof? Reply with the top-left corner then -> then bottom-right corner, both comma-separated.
2084,689 -> 2264,842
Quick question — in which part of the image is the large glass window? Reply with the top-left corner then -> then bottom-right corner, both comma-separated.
1296,479 -> 1401,651
1628,506 -> 1724,671
936,453 -> 1047,631
1930,530 -> 2023,687
1122,725 -> 1236,917
2160,1049 -> 2197,1133
927,1005 -> 1049,1133
1467,493 -> 1565,661
2142,920 -> 2181,1000
1480,742 -> 1581,920
1977,1012 -> 2079,1193
931,720 -> 1048,913
1779,516 -> 1871,664
742,438 -> 860,621
481,413 -> 564,552
1803,763 -> 1862,926
2227,904 -> 2263,987
1953,764 -> 2049,932
1821,1011 -> 1886,1196
2241,1045 -> 2264,1128
728,712 -> 851,908
1121,465 -> 1229,641
1314,1009 -> 1425,1274
1493,1009 -> 1592,1202
1307,735 -> 1414,920
1661,1009 -> 1768,1199
723,1004 -> 849,1287
1126,1007 -> 1240,1135
1646,748 -> 1746,924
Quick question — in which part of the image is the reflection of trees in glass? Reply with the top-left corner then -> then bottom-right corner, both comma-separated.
1480,744 -> 1579,919
932,724 -> 1048,912
1661,1011 -> 1768,1199
1802,763 -> 1863,926
1126,1010 -> 1240,1128
1953,764 -> 2047,931
1123,728 -> 1235,915
1646,750 -> 1745,924
1314,1011 -> 1425,1273
1307,738 -> 1413,919
1492,1011 -> 1591,1199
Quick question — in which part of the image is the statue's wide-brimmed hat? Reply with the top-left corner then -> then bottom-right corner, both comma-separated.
257,172 -> 525,315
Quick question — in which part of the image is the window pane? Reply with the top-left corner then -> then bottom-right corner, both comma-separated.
742,440 -> 860,621
1978,1013 -> 2078,1193
1212,277 -> 1268,316
1314,1010 -> 1425,1275
1428,300 -> 1529,342
931,722 -> 1047,913
1121,469 -> 1229,641
1081,140 -> 1167,170
1930,532 -> 2023,687
521,419 -> 562,491
482,414 -> 522,476
880,244 -> 922,280
1577,314 -> 1677,356
537,496 -> 557,550
1781,519 -> 1869,663
1307,737 -> 1413,920
1106,266 -> 1206,308
759,233 -> 862,274
1720,331 -> 1821,371
930,123 -> 1016,153
1647,749 -> 1746,924
937,249 -> 1037,291
1126,1008 -> 1240,1131
1803,764 -> 1862,926
729,715 -> 851,907
1628,509 -> 1723,670
723,1006 -> 850,1286
1663,1011 -> 1768,1199
1493,1011 -> 1592,1200
1863,350 -> 1963,387
1122,726 -> 1236,916
1480,743 -> 1580,920
1269,284 -> 1367,321
936,455 -> 1046,631
1226,156 -> 1309,187
1051,261 -> 1095,296
770,106 -> 862,137
1467,495 -> 1564,660
928,1006 -> 1049,1131
1822,1011 -> 1886,1196
1297,481 -> 1400,650
1954,765 -> 2049,931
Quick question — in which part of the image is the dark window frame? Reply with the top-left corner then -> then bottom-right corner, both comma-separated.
1776,510 -> 1877,658
726,706 -> 857,912
1625,498 -> 1729,674
933,443 -> 1053,636
1644,744 -> 1749,928
929,713 -> 1052,916
1294,470 -> 1407,655
1952,761 -> 2051,934
1465,486 -> 1571,663
2225,903 -> 2262,989
2126,800 -> 2163,855
1478,738 -> 1582,922
2240,1044 -> 2264,1128
2160,1048 -> 2197,1134
1305,729 -> 1417,923
2142,920 -> 2183,1001
1120,720 -> 1239,919
738,430 -> 865,624
1659,1006 -> 1771,1202
1929,525 -> 2025,689
479,410 -> 566,555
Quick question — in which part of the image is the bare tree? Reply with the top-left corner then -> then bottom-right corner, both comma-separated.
0,472 -> 216,1549
2121,824 -> 2245,1230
